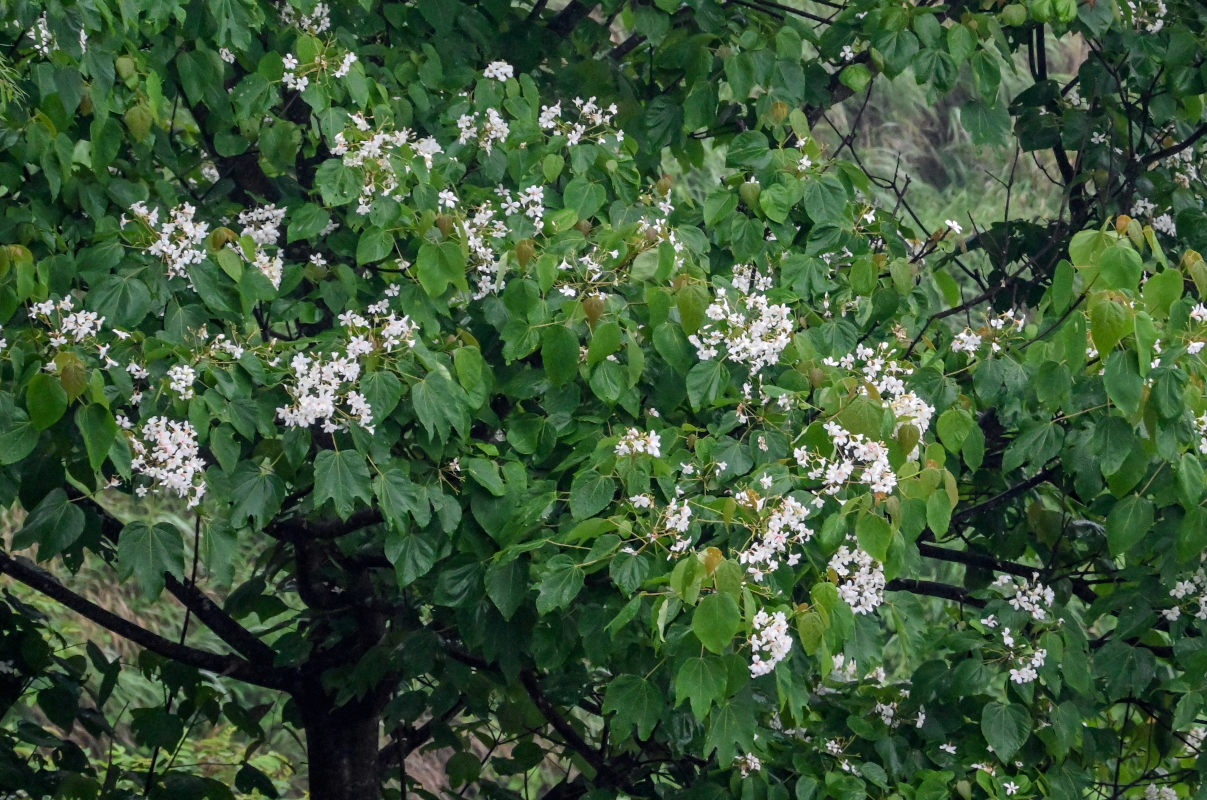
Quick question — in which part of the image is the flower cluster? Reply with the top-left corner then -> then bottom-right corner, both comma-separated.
282,47 -> 358,93
537,96 -> 621,147
126,202 -> 210,282
128,416 -> 207,507
991,573 -> 1056,622
30,297 -> 105,348
950,309 -> 1027,358
732,753 -> 763,776
276,352 -> 373,434
614,428 -> 662,457
166,364 -> 196,400
1165,570 -> 1207,621
336,303 -> 419,353
749,609 -> 793,676
236,203 -> 288,288
279,1 -> 331,34
456,108 -> 510,153
482,60 -> 514,82
737,495 -> 814,581
29,12 -> 54,56
332,114 -> 441,214
797,421 -> 897,496
824,342 -> 935,457
828,545 -> 886,614
689,266 -> 794,382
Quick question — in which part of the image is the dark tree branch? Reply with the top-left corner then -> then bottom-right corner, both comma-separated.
1142,123 -> 1207,167
0,551 -> 292,691
887,578 -> 984,607
70,491 -> 286,673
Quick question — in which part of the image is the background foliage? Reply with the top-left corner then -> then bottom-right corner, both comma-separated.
2,0 -> 1207,799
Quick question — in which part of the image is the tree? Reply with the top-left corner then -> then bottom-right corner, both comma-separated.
1,0 -> 1207,798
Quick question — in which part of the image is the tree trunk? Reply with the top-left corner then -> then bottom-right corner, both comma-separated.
302,701 -> 382,800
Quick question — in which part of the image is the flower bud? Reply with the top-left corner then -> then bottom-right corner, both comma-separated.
738,180 -> 761,210
1000,3 -> 1027,24
124,103 -> 153,141
208,227 -> 238,250
435,214 -> 454,238
515,238 -> 535,267
115,55 -> 137,80
582,292 -> 605,326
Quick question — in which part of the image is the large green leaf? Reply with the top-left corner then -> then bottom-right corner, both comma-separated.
692,593 -> 741,654
313,449 -> 373,520
980,702 -> 1031,762
117,522 -> 185,600
12,488 -> 85,562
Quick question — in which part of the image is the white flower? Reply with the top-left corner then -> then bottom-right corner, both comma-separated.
166,364 -> 196,400
1004,781 -> 1019,796
615,428 -> 661,458
828,546 -> 886,615
128,417 -> 207,507
945,219 -> 963,234
748,609 -> 792,676
483,60 -> 514,81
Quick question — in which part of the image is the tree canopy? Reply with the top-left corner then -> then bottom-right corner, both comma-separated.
2,0 -> 1207,799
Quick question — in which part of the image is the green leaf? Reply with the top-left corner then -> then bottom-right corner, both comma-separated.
416,241 -> 467,297
675,655 -> 728,717
1089,292 -> 1131,354
12,488 -> 85,562
1093,416 -> 1137,477
374,469 -> 431,530
485,558 -> 528,620
603,675 -> 663,738
313,449 -> 373,520
465,457 -> 506,497
610,550 -> 649,595
26,372 -> 68,431
536,555 -> 584,614
1097,245 -> 1143,290
936,408 -> 973,452
569,470 -> 616,520
359,370 -> 403,421
287,204 -> 331,243
76,404 -> 117,471
856,511 -> 891,561
562,176 -> 606,219
980,702 -> 1031,762
117,522 -> 185,600
587,321 -> 623,366
1001,422 -> 1063,473
1069,229 -> 1112,266
386,529 -> 441,587
541,325 -> 579,385
692,593 -> 741,654
1142,269 -> 1183,317
1105,495 -> 1154,556
687,360 -> 728,409
1103,351 -> 1144,417
228,462 -> 286,529
704,691 -> 756,763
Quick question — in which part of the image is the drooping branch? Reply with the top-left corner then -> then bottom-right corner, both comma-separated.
0,550 -> 292,691
70,491 -> 288,674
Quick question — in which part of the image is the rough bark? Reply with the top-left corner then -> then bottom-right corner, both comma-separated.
302,699 -> 383,800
